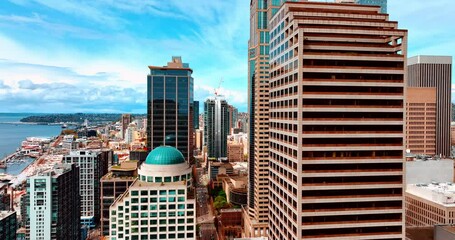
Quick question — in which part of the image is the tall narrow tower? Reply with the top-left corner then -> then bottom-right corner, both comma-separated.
407,56 -> 452,157
268,2 -> 406,239
147,57 -> 194,162
246,0 -> 303,236
121,114 -> 131,139
204,96 -> 229,159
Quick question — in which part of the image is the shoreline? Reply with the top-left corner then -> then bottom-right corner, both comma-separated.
0,122 -> 64,126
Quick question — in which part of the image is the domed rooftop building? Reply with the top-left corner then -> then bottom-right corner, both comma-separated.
138,146 -> 192,187
145,146 -> 185,165
109,146 -> 196,240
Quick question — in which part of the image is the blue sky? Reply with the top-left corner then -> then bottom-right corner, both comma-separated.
0,0 -> 454,113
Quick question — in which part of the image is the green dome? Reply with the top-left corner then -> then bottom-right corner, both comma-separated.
145,146 -> 185,165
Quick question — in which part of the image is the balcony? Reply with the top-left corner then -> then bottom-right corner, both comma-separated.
301,219 -> 403,230
302,193 -> 402,203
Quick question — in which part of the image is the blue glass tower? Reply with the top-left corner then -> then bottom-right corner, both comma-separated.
357,0 -> 387,13
147,57 -> 194,163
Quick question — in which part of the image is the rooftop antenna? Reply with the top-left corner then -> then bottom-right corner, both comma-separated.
214,78 -> 224,96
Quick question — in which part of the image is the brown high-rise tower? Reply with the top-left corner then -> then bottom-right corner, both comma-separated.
268,2 -> 407,239
407,56 -> 452,157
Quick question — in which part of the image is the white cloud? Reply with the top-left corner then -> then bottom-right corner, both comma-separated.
1,0 -> 250,111
194,85 -> 247,111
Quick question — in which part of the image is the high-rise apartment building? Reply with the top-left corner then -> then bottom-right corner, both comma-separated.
204,96 -> 229,159
228,105 -> 238,134
0,211 -> 16,240
121,114 -> 132,139
100,161 -> 137,237
109,146 -> 196,239
147,56 -> 194,163
195,129 -> 203,151
408,55 -> 452,157
24,164 -> 80,240
0,184 -> 11,211
405,88 -> 437,155
267,2 -> 406,239
63,150 -> 109,228
246,1 -> 302,236
194,100 -> 199,130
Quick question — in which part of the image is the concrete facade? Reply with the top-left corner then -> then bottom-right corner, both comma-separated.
246,0 -> 301,236
267,2 -> 406,239
405,88 -> 437,155
406,183 -> 455,227
109,151 -> 196,240
63,150 -> 109,228
227,142 -> 244,162
25,164 -> 80,240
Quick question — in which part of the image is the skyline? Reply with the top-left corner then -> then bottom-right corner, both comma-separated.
0,0 -> 454,113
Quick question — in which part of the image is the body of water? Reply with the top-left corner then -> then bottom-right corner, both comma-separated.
0,113 -> 62,175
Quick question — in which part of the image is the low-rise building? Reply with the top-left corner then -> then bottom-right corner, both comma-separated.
100,161 -> 138,237
217,209 -> 242,239
406,182 -> 455,226
227,142 -> 244,162
435,225 -> 455,239
62,135 -> 78,151
209,161 -> 233,181
222,175 -> 247,206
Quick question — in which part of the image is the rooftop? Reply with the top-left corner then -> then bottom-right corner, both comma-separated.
145,146 -> 185,165
101,171 -> 137,181
0,211 -> 15,220
407,182 -> 455,207
148,56 -> 192,73
408,55 -> 452,65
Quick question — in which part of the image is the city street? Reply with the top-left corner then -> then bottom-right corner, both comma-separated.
196,167 -> 214,224
195,167 -> 217,240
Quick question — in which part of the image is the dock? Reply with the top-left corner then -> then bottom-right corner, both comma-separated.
0,152 -> 30,169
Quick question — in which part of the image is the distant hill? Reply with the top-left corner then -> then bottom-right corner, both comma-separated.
20,113 -> 145,124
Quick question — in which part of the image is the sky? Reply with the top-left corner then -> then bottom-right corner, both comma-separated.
0,0 -> 454,113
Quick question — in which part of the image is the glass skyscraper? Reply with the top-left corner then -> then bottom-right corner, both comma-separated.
193,100 -> 199,129
357,0 -> 387,13
204,96 -> 229,159
337,0 -> 387,13
147,57 -> 194,163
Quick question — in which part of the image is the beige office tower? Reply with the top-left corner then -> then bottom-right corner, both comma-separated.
268,2 -> 406,239
408,56 -> 452,157
405,88 -> 437,155
246,0 -> 303,237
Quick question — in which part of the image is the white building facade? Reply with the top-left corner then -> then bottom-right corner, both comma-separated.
109,146 -> 196,240
63,150 -> 107,228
